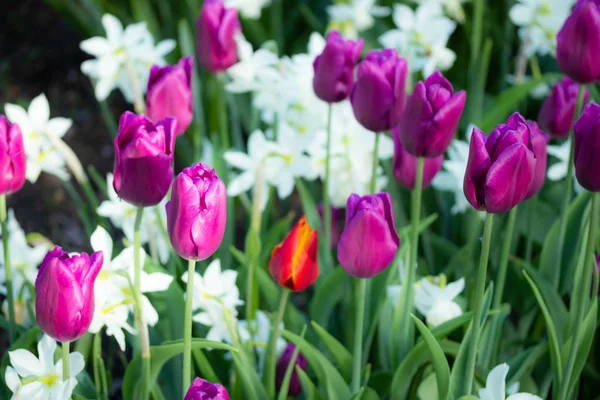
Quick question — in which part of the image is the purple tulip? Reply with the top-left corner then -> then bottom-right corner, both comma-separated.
399,71 -> 466,158
463,113 -> 537,213
35,247 -> 103,342
275,344 -> 308,397
318,204 -> 344,249
525,121 -> 549,199
313,31 -> 364,103
166,162 -> 226,261
196,0 -> 240,74
146,56 -> 193,136
113,111 -> 176,207
538,77 -> 590,138
350,49 -> 408,132
184,377 -> 229,400
392,126 -> 443,190
0,116 -> 26,195
557,0 -> 600,84
337,193 -> 400,278
574,102 -> 600,191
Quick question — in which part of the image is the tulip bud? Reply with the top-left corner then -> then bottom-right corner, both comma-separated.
269,216 -> 318,292
166,162 -> 227,261
35,247 -> 103,342
574,102 -> 600,191
399,71 -> 466,158
0,116 -> 26,195
318,204 -> 344,249
196,0 -> 241,73
556,0 -> 600,84
525,121 -> 549,199
350,49 -> 408,132
392,127 -> 443,190
538,77 -> 590,138
275,344 -> 308,397
463,113 -> 536,213
184,377 -> 229,400
146,56 -> 193,136
113,111 -> 176,207
338,193 -> 400,278
313,31 -> 364,103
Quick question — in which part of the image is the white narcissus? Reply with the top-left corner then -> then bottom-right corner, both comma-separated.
410,0 -> 469,23
225,0 -> 272,20
414,276 -> 464,327
327,0 -> 391,39
479,363 -> 542,400
546,138 -> 583,193
227,34 -> 279,93
238,310 -> 287,374
432,138 -> 472,214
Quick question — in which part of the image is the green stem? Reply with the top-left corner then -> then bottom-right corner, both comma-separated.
525,196 -> 537,265
553,85 -> 586,288
183,259 -> 196,393
323,104 -> 333,254
133,208 -> 151,399
493,207 -> 517,308
62,342 -> 70,381
0,195 -> 15,342
265,288 -> 290,398
463,212 -> 495,394
559,193 -> 599,400
351,278 -> 367,393
218,74 -> 230,149
245,161 -> 265,321
370,134 -> 381,193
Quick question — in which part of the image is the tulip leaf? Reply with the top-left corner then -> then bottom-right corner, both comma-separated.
277,326 -> 307,400
311,321 -> 353,380
231,352 -> 268,400
411,314 -> 451,400
506,341 -> 548,387
309,267 -> 348,329
296,366 -> 322,400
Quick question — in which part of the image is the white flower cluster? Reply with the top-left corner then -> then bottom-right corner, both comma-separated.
224,33 -> 393,209
225,0 -> 272,20
327,0 -> 391,39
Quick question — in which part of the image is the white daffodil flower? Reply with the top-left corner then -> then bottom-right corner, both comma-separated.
379,3 -> 456,77
4,94 -> 71,182
414,275 -> 464,327
5,334 -> 84,400
327,0 -> 391,39
432,137 -> 472,214
225,0 -> 272,19
411,0 -> 469,23
80,14 -> 175,103
479,363 -> 542,400
546,138 -> 583,193
238,310 -> 287,374
227,34 -> 279,93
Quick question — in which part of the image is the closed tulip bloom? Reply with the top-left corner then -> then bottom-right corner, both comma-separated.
113,111 -> 176,207
574,102 -> 600,191
538,77 -> 590,137
146,56 -> 193,136
269,216 -> 318,292
399,71 -> 466,158
525,121 -> 549,199
196,0 -> 240,73
313,31 -> 364,103
166,162 -> 227,261
556,0 -> 600,83
338,193 -> 400,278
275,344 -> 308,397
0,116 -> 26,195
463,113 -> 536,213
392,127 -> 443,190
350,49 -> 408,132
35,247 -> 103,342
184,378 -> 229,400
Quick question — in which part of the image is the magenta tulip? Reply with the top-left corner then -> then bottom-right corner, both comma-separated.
146,56 -> 193,136
166,162 -> 226,260
0,116 -> 26,195
399,71 -> 466,158
276,344 -> 308,397
556,0 -> 600,83
463,113 -> 536,213
574,102 -> 600,191
113,111 -> 176,207
35,247 -> 103,342
392,126 -> 443,190
350,49 -> 408,132
538,77 -> 590,137
337,193 -> 400,278
196,0 -> 240,73
313,31 -> 364,103
184,378 -> 229,400
525,121 -> 549,199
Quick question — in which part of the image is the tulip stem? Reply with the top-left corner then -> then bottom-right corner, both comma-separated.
559,193 -> 599,400
265,287 -> 290,398
525,196 -> 537,265
370,134 -> 381,193
493,207 -> 517,308
133,207 -> 151,399
323,104 -> 333,259
62,342 -> 70,381
183,258 -> 196,393
463,212 -> 494,394
554,85 -> 586,288
351,278 -> 367,393
0,195 -> 15,343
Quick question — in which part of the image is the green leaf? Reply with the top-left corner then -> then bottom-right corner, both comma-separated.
411,315 -> 451,400
232,352 -> 268,400
295,178 -> 319,230
296,366 -> 322,400
506,341 -> 548,387
278,326 -> 307,400
311,321 -> 353,380
310,267 -> 348,329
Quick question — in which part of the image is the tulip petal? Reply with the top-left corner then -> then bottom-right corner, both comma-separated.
463,128 -> 491,210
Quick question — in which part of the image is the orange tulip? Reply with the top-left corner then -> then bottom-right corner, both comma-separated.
269,216 -> 319,291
